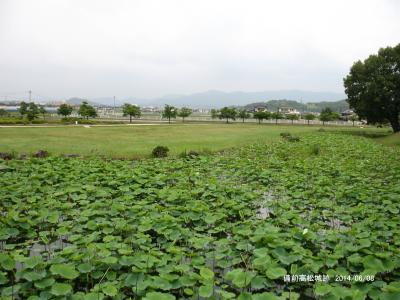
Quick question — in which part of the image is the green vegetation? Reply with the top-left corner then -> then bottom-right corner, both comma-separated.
319,108 -> 340,125
0,124 -> 316,158
238,109 -> 251,123
375,133 -> 400,147
57,104 -> 74,118
344,43 -> 400,132
244,99 -> 349,113
122,104 -> 141,123
253,111 -> 270,124
218,107 -> 238,123
1,133 -> 399,299
78,101 -> 98,120
162,105 -> 178,124
304,113 -> 316,125
177,107 -> 192,122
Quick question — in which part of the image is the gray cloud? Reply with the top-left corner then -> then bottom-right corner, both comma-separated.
0,0 -> 399,100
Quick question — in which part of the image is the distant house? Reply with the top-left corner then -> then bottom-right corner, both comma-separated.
278,107 -> 300,116
254,107 -> 268,112
341,109 -> 356,120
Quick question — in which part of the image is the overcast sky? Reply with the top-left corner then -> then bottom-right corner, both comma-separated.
0,0 -> 399,100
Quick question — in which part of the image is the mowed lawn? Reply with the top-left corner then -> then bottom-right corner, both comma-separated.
0,123 -> 316,157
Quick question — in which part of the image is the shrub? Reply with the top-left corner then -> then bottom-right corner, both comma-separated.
280,132 -> 292,139
188,150 -> 200,157
34,150 -> 49,158
18,153 -> 28,160
0,152 -> 13,160
179,150 -> 200,158
287,136 -> 301,142
152,146 -> 169,158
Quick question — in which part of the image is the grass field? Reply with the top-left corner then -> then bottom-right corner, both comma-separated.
0,123 -> 394,158
0,123 -> 311,157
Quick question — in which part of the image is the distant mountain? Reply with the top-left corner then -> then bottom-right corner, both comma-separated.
91,90 -> 345,108
66,97 -> 105,107
244,99 -> 349,113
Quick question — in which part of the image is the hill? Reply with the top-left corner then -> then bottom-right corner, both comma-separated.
88,90 -> 346,108
243,99 -> 349,113
66,97 -> 105,107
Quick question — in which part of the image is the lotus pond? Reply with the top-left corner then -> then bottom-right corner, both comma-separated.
0,133 -> 399,299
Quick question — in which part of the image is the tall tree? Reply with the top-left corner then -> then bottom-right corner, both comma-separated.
177,107 -> 192,122
26,102 -> 40,121
18,101 -> 28,118
0,108 -> 8,117
271,112 -> 284,125
219,107 -> 237,123
286,114 -> 299,124
57,104 -> 74,118
319,107 -> 339,125
253,111 -> 269,124
238,109 -> 251,123
39,105 -> 47,120
344,44 -> 400,132
304,113 -> 316,125
78,101 -> 97,119
210,109 -> 219,119
122,103 -> 141,123
162,105 -> 177,124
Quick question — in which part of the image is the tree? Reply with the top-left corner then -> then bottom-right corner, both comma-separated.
319,107 -> 337,125
238,109 -> 251,123
57,104 -> 74,118
349,114 -> 358,127
39,105 -> 47,120
177,107 -> 192,122
0,108 -> 8,117
287,114 -> 299,124
78,101 -> 97,119
162,105 -> 177,124
26,102 -> 40,121
18,101 -> 28,117
344,44 -> 400,132
271,112 -> 284,124
304,113 -> 316,125
122,103 -> 141,123
253,111 -> 269,124
219,107 -> 237,123
211,109 -> 219,119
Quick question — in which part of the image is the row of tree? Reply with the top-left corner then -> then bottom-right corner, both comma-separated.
15,101 -> 354,125
57,101 -> 98,119
18,102 -> 47,121
57,103 -> 193,123
211,107 -> 348,125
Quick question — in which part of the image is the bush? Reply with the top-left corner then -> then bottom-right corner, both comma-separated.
0,152 -> 13,160
152,146 -> 169,158
287,136 -> 301,142
280,132 -> 292,139
34,150 -> 49,158
179,150 -> 200,158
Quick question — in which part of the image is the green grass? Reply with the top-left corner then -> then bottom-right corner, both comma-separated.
0,123 -> 310,157
372,132 -> 400,147
0,123 -> 390,158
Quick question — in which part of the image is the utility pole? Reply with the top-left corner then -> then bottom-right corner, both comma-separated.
28,90 -> 32,102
